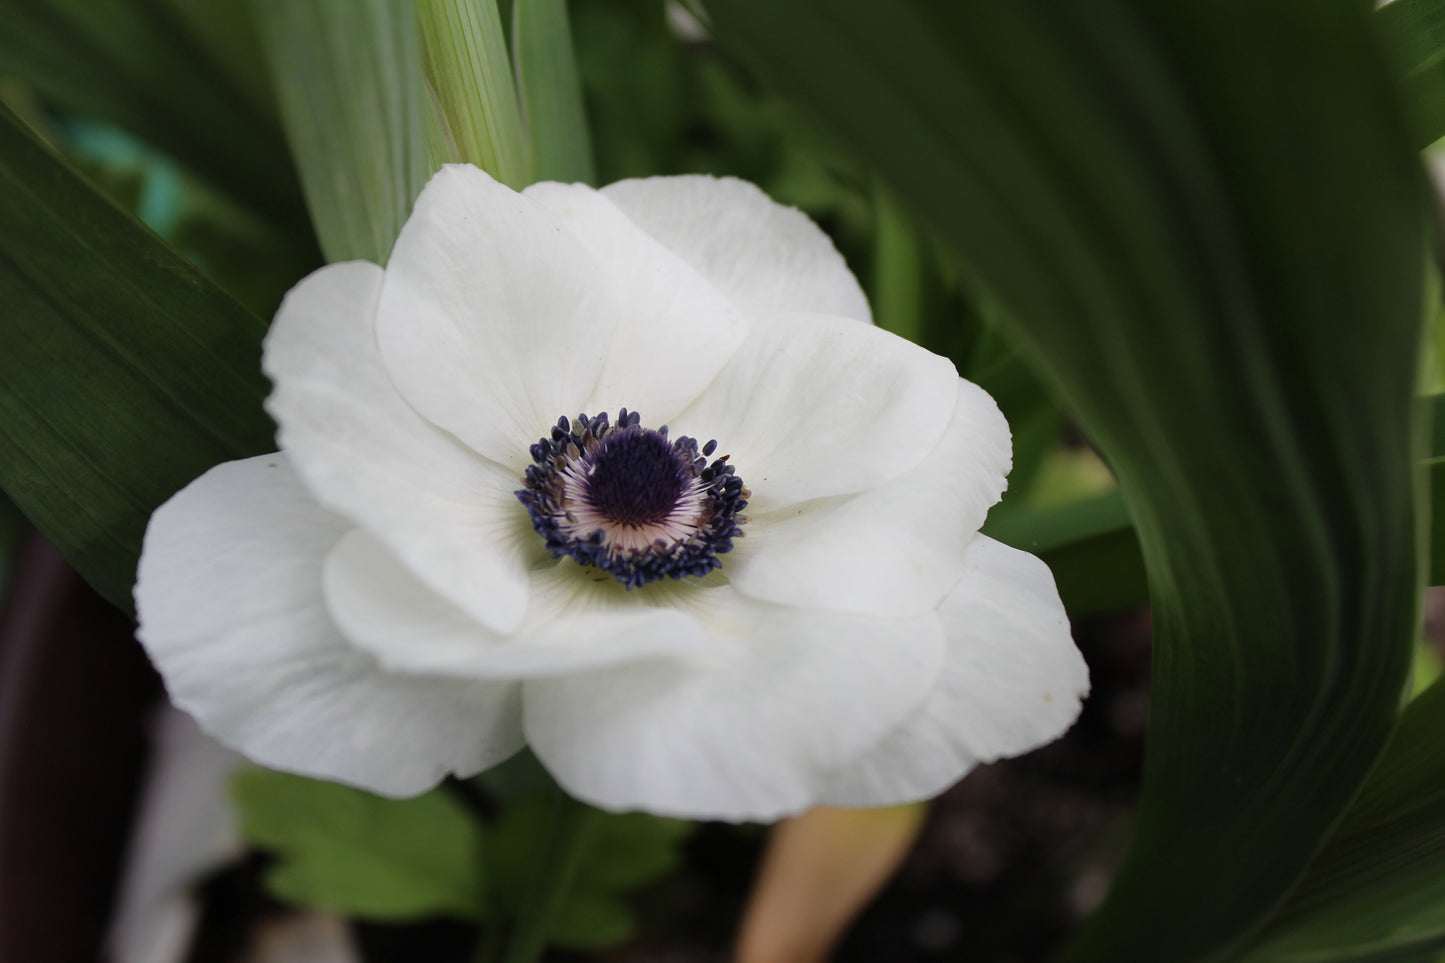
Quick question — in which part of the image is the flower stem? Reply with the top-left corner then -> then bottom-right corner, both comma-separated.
498,783 -> 594,963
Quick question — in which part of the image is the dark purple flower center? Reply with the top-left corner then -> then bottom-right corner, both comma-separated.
515,409 -> 750,588
582,426 -> 687,528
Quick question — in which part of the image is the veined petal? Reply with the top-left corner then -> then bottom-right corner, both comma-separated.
134,455 -> 523,798
323,530 -> 708,678
521,181 -> 747,423
673,312 -> 959,510
376,165 -> 743,472
602,175 -> 872,323
523,598 -> 945,821
729,379 -> 1011,618
264,259 -> 531,633
816,536 -> 1088,807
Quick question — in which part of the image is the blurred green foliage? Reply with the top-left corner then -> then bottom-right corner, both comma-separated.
477,752 -> 693,951
233,768 -> 489,921
233,757 -> 691,953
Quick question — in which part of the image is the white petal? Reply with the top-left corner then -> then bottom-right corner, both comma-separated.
728,379 -> 1011,618
323,530 -> 708,678
816,536 -> 1089,807
523,596 -> 945,821
522,181 -> 747,421
673,312 -> 959,510
602,175 -> 872,323
264,259 -> 532,633
134,454 -> 523,797
375,165 -> 743,472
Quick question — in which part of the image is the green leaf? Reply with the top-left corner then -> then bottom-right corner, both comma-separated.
1235,677 -> 1445,961
569,810 -> 691,896
706,2 -> 1427,961
984,490 -> 1147,617
482,756 -> 691,952
1425,394 -> 1445,589
990,394 -> 1438,616
545,892 -> 637,950
0,104 -> 274,612
232,769 -> 486,921
154,0 -> 277,121
1377,0 -> 1445,76
252,0 -> 435,263
486,805 -> 688,950
512,0 -> 596,184
1376,0 -> 1445,147
418,0 -> 532,187
1430,458 -> 1445,587
507,808 -> 689,951
868,182 -> 927,344
0,0 -> 306,231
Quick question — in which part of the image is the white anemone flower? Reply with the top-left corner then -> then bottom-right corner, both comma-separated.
134,166 -> 1088,821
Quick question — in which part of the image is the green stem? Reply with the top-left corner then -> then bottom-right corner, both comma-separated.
500,785 -> 594,963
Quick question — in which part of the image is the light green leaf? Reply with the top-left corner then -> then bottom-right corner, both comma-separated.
0,0 -> 305,230
418,0 -> 531,187
232,769 -> 487,921
706,2 -> 1426,960
868,182 -> 926,344
512,0 -> 596,184
0,104 -> 274,612
252,0 -> 434,263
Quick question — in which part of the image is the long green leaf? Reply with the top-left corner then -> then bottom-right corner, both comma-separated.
252,0 -> 435,263
706,2 -> 1426,959
418,0 -> 532,187
994,395 -> 1443,616
0,105 -> 274,612
0,0 -> 306,231
1237,677 -> 1445,961
511,0 -> 596,184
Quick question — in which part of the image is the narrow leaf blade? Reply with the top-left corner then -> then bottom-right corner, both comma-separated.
252,0 -> 434,263
512,0 -> 596,184
419,0 -> 532,187
0,105 -> 274,611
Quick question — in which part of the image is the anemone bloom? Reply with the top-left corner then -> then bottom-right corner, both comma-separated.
135,166 -> 1088,821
